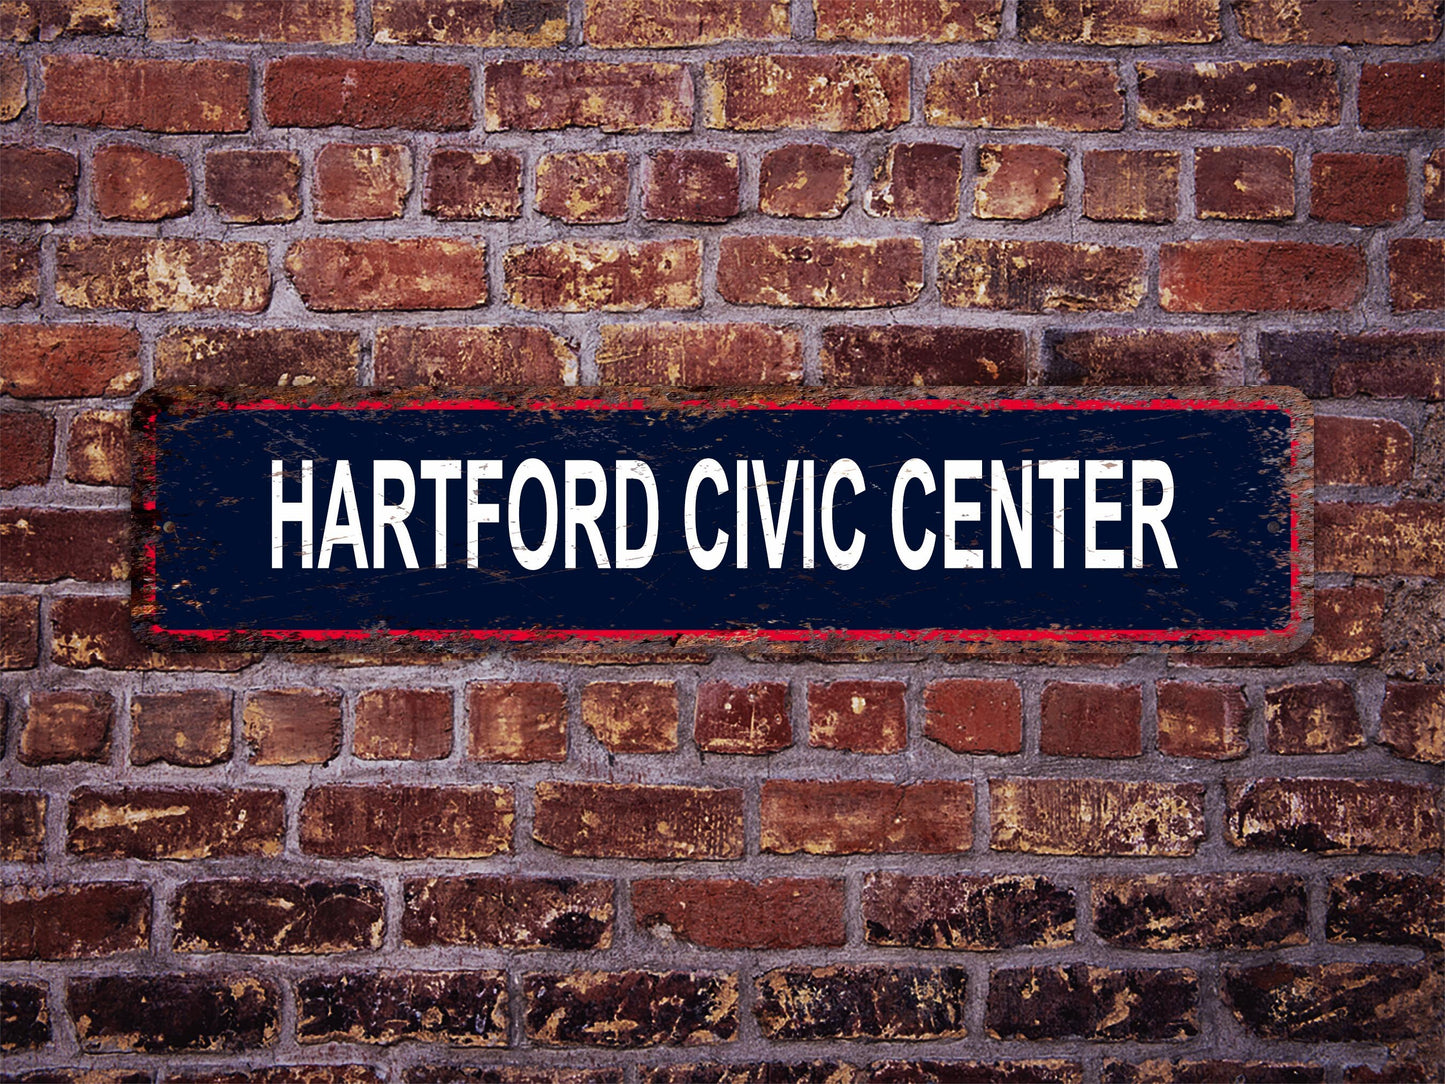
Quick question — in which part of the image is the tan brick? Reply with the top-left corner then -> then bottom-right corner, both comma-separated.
597,322 -> 802,385
56,238 -> 269,313
706,54 -> 909,131
582,681 -> 678,753
504,240 -> 700,312
991,778 -> 1205,856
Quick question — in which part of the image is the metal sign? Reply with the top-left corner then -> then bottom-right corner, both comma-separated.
133,388 -> 1311,654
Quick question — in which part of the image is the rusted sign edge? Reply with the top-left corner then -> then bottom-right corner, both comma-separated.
131,385 -> 1314,657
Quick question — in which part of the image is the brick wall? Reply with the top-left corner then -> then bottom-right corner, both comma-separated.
1,0 -> 1442,1080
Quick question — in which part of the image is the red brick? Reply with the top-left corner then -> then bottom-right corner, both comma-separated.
487,60 -> 691,132
243,688 -> 341,765
693,681 -> 791,754
0,595 -> 39,670
1019,0 -> 1220,42
375,325 -> 573,385
1265,680 -> 1362,754
940,239 -> 1145,312
1310,585 -> 1384,664
51,595 -> 256,672
301,785 -> 514,859
1160,241 -> 1363,312
1426,148 -> 1445,220
597,322 -> 802,384
924,679 -> 1022,754
587,0 -> 787,46
1,411 -> 53,487
991,778 -> 1205,856
71,974 -> 279,1053
525,970 -> 736,1048
69,786 -> 285,860
148,0 -> 355,41
285,239 -> 487,312
1311,153 -> 1407,225
1,882 -> 149,960
1380,683 -> 1445,764
0,145 -> 77,220
57,238 -> 270,313
534,782 -> 743,859
315,143 -> 412,222
823,325 -> 1029,385
0,240 -> 39,306
864,872 -> 1075,949
1043,328 -> 1241,386
131,690 -> 233,767
18,690 -> 112,765
204,149 -> 301,224
706,54 -> 909,132
0,54 -> 22,120
1360,62 -> 1444,128
1040,682 -> 1141,758
0,792 -> 44,862
65,409 -> 129,486
374,0 -> 566,44
1138,60 -> 1339,129
0,507 -> 128,583
1157,681 -> 1248,760
1083,149 -> 1178,222
815,0 -> 1000,40
864,142 -> 962,222
1389,238 -> 1445,312
582,681 -> 678,753
926,58 -> 1124,131
41,56 -> 248,132
1227,778 -> 1441,854
505,240 -> 700,312
92,143 -> 191,221
156,328 -> 359,387
425,148 -> 522,221
174,878 -> 382,955
354,688 -> 451,761
761,780 -> 974,855
265,56 -> 472,130
758,144 -> 852,218
1316,416 -> 1412,487
718,235 -> 922,308
1318,502 -> 1444,576
403,875 -> 612,951
1195,146 -> 1295,220
535,151 -> 628,224
808,679 -> 906,753
0,0 -> 120,40
468,681 -> 567,762
1237,0 -> 1440,42
974,143 -> 1067,220
644,149 -> 739,223
634,878 -> 844,949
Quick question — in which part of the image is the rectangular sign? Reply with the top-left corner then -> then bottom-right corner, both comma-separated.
133,388 -> 1311,653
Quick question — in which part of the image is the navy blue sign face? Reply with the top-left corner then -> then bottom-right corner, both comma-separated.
133,389 -> 1311,652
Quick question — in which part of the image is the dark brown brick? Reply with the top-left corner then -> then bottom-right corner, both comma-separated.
174,880 -> 383,954
166,1066 -> 381,1084
1103,1061 -> 1322,1084
759,143 -> 852,218
354,688 -> 452,760
1381,682 -> 1445,763
645,149 -> 739,223
526,971 -> 737,1047
57,237 -> 269,312
0,145 -> 77,220
265,56 -> 472,129
718,235 -> 922,308
1157,681 -> 1248,759
314,142 -> 412,222
487,60 -> 691,132
1224,963 -> 1437,1043
1265,680 -> 1362,754
865,143 -> 962,222
65,409 -> 129,486
1312,153 -> 1408,225
70,974 -> 277,1053
1427,148 -> 1445,219
0,508 -> 128,583
1345,1062 -> 1443,1084
41,56 -> 248,132
404,876 -> 612,950
0,239 -> 39,306
0,791 -> 44,862
374,0 -> 566,44
204,149 -> 301,223
1083,149 -> 1178,222
376,326 -> 574,386
0,595 -> 39,670
992,778 -> 1205,856
408,1069 -> 616,1084
816,0 -> 1000,40
822,325 -> 1027,386
1390,238 -> 1445,312
761,780 -> 973,855
1093,873 -> 1307,950
634,878 -> 844,949
1,411 -> 53,487
1040,682 -> 1142,758
300,785 -> 514,859
535,151 -> 629,224
926,58 -> 1123,131
1227,778 -> 1441,854
924,679 -> 1022,754
467,681 -> 567,762
1317,416 -> 1413,486
0,882 -> 149,959
1318,501 -> 1444,576
534,782 -> 743,860
0,980 -> 47,1050
756,966 -> 966,1041
298,971 -> 506,1046
940,239 -> 1145,312
425,148 -> 522,220
505,240 -> 700,312
0,54 -> 23,119
707,54 -> 908,132
1360,62 -> 1444,128
0,324 -> 139,398
156,328 -> 359,387
598,323 -> 802,385
243,688 -> 341,765
1260,331 -> 1445,400
1195,145 -> 1294,220
92,143 -> 190,221
68,787 -> 284,860
645,1067 -> 857,1084
1330,871 -> 1444,953
131,690 -> 232,767
286,238 -> 487,312
974,143 -> 1066,220
51,595 -> 256,672
864,873 -> 1073,950
18,690 -> 112,765
1138,60 -> 1339,129
987,966 -> 1197,1041
692,682 -> 793,755
1237,0 -> 1440,42
1160,241 -> 1363,312
1311,585 -> 1385,664
582,680 -> 678,753
1019,0 -> 1219,41
1043,328 -> 1241,386
0,0 -> 120,40
149,0 -> 355,41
